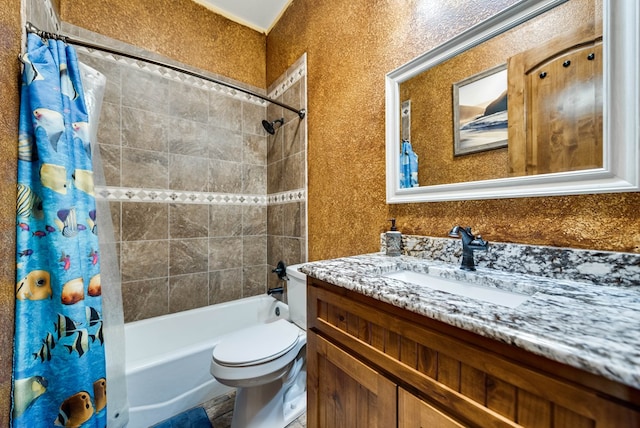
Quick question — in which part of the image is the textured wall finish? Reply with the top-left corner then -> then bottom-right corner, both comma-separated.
60,0 -> 267,89
267,0 -> 639,260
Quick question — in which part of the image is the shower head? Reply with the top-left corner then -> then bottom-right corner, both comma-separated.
262,118 -> 284,135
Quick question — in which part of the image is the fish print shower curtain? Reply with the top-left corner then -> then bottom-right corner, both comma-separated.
12,33 -> 106,427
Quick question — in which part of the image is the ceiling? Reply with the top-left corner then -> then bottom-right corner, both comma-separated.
192,0 -> 293,34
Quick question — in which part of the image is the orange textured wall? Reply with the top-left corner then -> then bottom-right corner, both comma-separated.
267,0 -> 640,260
0,1 -> 21,424
60,0 -> 267,89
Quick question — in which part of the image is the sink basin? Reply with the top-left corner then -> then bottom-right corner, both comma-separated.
383,270 -> 530,308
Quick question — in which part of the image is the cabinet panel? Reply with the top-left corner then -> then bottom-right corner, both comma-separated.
516,390 -> 551,428
307,331 -> 397,428
399,388 -> 466,428
308,279 -> 640,428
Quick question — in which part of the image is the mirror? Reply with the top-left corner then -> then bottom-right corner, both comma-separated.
386,0 -> 639,203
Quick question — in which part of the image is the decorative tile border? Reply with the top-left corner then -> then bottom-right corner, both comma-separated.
76,46 -> 269,108
267,189 -> 306,204
96,186 -> 305,206
268,58 -> 307,99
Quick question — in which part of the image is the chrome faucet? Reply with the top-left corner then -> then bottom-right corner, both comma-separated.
448,226 -> 489,271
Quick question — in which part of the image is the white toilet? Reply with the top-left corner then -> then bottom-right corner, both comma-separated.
210,264 -> 307,428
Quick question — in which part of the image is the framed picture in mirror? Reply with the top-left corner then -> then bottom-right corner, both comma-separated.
453,64 -> 508,156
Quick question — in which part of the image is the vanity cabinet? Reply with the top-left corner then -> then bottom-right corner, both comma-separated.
307,277 -> 640,427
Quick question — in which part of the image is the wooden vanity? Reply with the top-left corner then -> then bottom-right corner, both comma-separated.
307,277 -> 640,427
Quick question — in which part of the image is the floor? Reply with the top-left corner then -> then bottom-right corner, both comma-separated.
201,391 -> 306,428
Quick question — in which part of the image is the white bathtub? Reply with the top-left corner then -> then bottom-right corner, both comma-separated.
124,295 -> 289,428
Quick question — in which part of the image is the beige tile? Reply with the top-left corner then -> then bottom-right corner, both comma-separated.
283,202 -> 303,238
242,205 -> 267,236
169,81 -> 209,123
209,237 -> 242,270
98,102 -> 121,147
209,205 -> 242,237
267,235 -> 283,267
209,93 -> 242,132
242,164 -> 266,194
242,265 -> 267,297
209,159 -> 243,193
121,202 -> 168,241
122,278 -> 169,322
267,159 -> 283,193
170,153 -> 209,191
169,238 -> 208,275
168,117 -> 209,156
109,201 -> 121,242
208,126 -> 243,162
243,133 -> 267,165
282,80 -> 302,123
121,240 -> 169,282
168,272 -> 209,313
266,123 -> 284,164
169,203 -> 209,238
243,235 -> 266,266
282,152 -> 304,191
121,147 -> 168,189
121,67 -> 168,115
209,269 -> 242,304
282,237 -> 305,266
242,102 -> 267,136
97,144 -> 121,187
121,106 -> 168,152
283,119 -> 305,158
267,204 -> 284,236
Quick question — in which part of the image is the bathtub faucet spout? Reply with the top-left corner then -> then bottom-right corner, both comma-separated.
267,287 -> 284,296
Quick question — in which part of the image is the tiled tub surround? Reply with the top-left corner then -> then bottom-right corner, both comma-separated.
65,25 -> 308,322
300,239 -> 640,390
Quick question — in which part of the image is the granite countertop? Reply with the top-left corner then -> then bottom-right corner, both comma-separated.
299,253 -> 640,390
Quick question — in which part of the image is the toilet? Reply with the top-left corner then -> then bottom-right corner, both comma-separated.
210,263 -> 307,428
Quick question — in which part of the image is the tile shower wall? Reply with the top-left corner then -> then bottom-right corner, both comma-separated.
59,28 -> 308,321
267,55 -> 308,290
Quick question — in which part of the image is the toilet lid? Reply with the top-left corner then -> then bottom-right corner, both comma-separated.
213,319 -> 301,366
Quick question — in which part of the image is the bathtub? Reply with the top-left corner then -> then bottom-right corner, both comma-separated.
124,295 -> 289,428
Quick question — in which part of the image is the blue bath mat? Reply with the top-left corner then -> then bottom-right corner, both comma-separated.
151,407 -> 213,428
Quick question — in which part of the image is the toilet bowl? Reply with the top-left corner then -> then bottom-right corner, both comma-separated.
210,263 -> 308,428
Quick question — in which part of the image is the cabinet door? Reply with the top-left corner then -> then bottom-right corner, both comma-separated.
307,331 -> 397,428
399,388 -> 467,428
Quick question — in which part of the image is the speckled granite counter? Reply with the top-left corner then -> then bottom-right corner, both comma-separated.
299,251 -> 640,390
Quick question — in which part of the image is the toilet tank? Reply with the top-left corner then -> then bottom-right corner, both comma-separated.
286,263 -> 307,330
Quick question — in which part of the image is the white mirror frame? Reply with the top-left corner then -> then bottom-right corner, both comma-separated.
386,0 -> 639,203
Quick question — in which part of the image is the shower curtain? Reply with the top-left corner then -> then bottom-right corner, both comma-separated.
79,62 -> 129,428
12,33 -> 115,427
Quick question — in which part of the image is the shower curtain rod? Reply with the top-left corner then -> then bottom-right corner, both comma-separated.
25,22 -> 306,119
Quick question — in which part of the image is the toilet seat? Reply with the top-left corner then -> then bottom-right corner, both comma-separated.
213,319 -> 301,367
